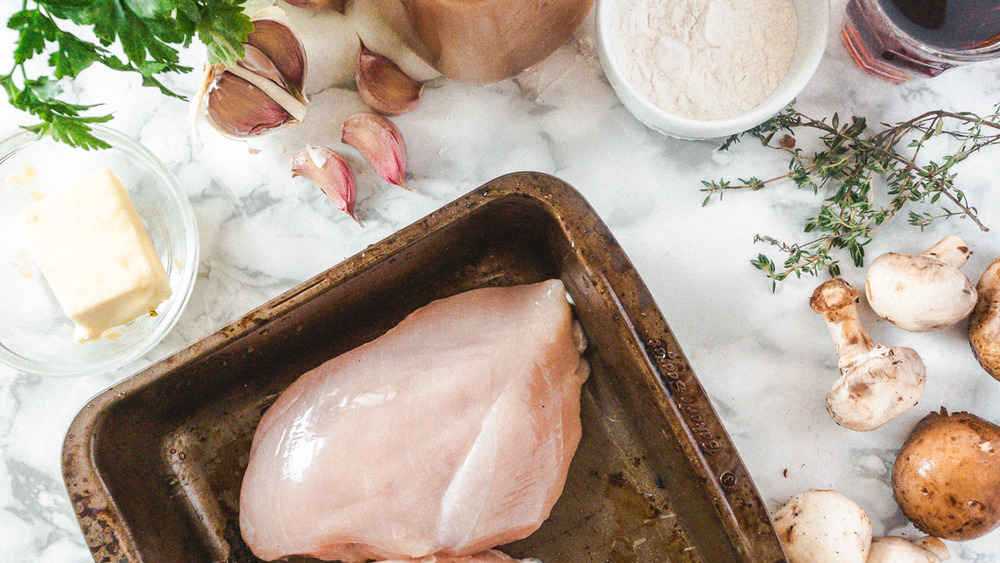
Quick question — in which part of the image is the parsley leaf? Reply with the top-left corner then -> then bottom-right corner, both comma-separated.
3,0 -> 251,149
50,33 -> 105,77
199,3 -> 254,65
9,10 -> 58,65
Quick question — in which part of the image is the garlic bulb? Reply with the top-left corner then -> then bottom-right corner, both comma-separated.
342,113 -> 408,190
199,7 -> 309,139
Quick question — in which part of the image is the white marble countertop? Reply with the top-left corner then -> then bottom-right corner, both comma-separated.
3,1 -> 1000,561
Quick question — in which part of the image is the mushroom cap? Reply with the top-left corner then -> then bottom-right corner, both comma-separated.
970,257 -> 1000,380
892,409 -> 1000,540
771,489 -> 872,563
867,536 -> 948,562
811,277 -> 861,317
865,252 -> 976,332
826,345 -> 925,432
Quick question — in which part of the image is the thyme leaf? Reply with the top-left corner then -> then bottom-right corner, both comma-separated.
702,105 -> 1000,290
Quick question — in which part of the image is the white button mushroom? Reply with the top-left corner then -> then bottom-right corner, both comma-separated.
867,536 -> 950,562
865,235 -> 977,332
969,256 -> 1000,380
772,489 -> 872,563
810,278 -> 926,431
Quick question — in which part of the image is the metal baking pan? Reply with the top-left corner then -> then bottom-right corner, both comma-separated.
62,172 -> 785,562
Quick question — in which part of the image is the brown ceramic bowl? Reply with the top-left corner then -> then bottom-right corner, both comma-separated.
62,172 -> 784,562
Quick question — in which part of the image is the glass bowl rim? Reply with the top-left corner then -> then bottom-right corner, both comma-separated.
594,0 -> 830,140
0,125 -> 200,377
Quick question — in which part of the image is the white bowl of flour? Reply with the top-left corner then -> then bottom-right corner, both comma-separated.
597,0 -> 829,140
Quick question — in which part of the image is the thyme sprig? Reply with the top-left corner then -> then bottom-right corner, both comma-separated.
702,105 -> 1000,289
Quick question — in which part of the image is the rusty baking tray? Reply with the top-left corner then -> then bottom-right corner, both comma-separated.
62,172 -> 785,563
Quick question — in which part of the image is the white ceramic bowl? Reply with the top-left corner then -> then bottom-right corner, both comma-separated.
0,126 -> 199,377
596,0 -> 830,140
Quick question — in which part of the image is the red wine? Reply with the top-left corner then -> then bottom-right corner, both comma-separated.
881,0 -> 1000,51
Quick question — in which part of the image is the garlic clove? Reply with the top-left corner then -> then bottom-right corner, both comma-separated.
206,70 -> 297,138
247,8 -> 308,93
341,112 -> 409,190
199,6 -> 309,139
344,0 -> 441,82
356,42 -> 424,116
282,0 -> 346,11
291,146 -> 359,222
237,43 -> 299,99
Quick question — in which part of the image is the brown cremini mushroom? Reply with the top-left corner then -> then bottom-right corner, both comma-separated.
865,235 -> 976,332
970,256 -> 1000,380
772,489 -> 872,563
892,408 -> 1000,540
810,278 -> 926,431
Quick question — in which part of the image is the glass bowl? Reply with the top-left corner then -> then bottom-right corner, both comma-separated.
0,126 -> 199,377
595,0 -> 830,140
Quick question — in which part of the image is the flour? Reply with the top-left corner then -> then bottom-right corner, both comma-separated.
615,0 -> 798,121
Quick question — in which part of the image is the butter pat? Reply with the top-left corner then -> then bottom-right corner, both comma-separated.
17,168 -> 171,342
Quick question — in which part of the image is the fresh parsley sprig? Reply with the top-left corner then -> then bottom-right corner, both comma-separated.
701,105 -> 1000,290
3,0 -> 253,149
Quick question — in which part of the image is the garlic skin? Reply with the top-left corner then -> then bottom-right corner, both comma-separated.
345,0 -> 441,82
356,43 -> 424,116
201,7 -> 309,139
283,5 -> 359,92
291,146 -> 359,222
283,0 -> 346,11
342,113 -> 408,190
244,0 -> 278,16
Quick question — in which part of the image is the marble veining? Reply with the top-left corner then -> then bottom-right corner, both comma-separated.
2,1 -> 1000,561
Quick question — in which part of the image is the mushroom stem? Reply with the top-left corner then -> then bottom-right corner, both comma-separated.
810,278 -> 874,360
922,234 -> 972,269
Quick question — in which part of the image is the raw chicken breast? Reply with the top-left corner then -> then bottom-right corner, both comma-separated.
240,280 -> 587,561
378,548 -> 538,562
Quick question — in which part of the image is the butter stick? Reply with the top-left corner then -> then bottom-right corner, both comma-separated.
17,168 -> 172,342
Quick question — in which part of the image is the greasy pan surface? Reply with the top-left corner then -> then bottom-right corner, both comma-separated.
62,172 -> 785,563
